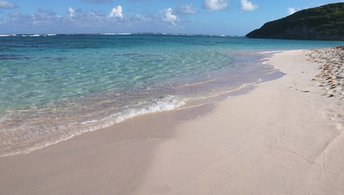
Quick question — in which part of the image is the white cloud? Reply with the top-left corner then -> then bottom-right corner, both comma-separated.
240,0 -> 257,11
67,7 -> 75,17
0,0 -> 16,9
0,7 -> 188,34
287,7 -> 296,15
181,4 -> 196,14
203,0 -> 228,11
162,8 -> 177,25
109,5 -> 123,19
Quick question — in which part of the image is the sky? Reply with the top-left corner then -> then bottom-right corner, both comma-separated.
0,0 -> 343,35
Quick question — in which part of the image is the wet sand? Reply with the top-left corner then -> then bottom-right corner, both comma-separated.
1,50 -> 343,195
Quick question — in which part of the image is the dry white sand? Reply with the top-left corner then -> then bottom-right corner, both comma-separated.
1,50 -> 343,195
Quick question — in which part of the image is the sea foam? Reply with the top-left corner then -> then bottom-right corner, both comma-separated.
82,96 -> 185,125
0,96 -> 185,157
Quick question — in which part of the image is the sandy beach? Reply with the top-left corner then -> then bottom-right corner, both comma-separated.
1,49 -> 343,194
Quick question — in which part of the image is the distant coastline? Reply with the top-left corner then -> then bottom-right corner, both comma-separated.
246,3 -> 344,41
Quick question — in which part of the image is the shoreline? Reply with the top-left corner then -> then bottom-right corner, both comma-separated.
1,49 -> 344,194
0,51 -> 283,158
0,80 -> 270,158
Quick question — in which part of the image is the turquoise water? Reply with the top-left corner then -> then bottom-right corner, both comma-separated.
1,34 -> 343,156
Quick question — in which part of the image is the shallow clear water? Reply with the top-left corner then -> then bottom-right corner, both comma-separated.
0,34 -> 343,156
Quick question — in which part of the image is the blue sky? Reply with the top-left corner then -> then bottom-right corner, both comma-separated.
0,0 -> 342,35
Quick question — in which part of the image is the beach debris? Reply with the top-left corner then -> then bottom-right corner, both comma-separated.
308,47 -> 344,100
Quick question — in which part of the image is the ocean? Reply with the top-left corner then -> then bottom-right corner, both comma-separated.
0,34 -> 343,156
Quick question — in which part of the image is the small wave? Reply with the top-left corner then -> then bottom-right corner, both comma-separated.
0,96 -> 185,158
115,96 -> 185,123
176,79 -> 220,88
101,33 -> 116,35
0,34 -> 16,37
82,96 -> 185,125
118,33 -> 132,35
260,57 -> 270,61
101,33 -> 132,36
20,34 -> 56,37
184,82 -> 258,102
258,51 -> 283,54
21,34 -> 40,37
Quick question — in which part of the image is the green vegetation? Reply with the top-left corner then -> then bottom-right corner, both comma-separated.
246,3 -> 344,41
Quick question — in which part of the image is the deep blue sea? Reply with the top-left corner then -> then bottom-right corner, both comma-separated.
1,34 -> 343,156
